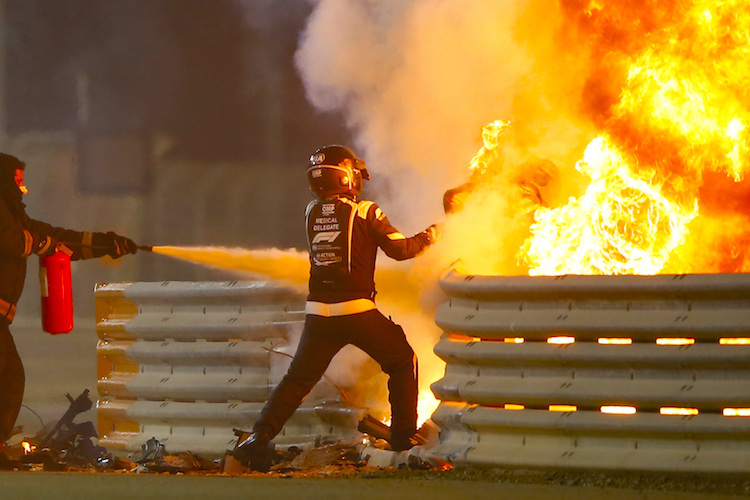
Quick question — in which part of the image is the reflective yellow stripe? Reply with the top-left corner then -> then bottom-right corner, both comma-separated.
81,232 -> 94,259
387,232 -> 406,240
0,298 -> 16,323
357,201 -> 374,219
22,230 -> 33,257
305,299 -> 376,317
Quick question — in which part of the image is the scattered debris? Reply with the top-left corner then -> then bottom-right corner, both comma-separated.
224,415 -> 449,475
139,451 -> 218,474
282,442 -> 363,471
3,406 -> 448,476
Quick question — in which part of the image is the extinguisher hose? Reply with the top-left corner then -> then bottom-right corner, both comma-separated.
57,241 -> 154,252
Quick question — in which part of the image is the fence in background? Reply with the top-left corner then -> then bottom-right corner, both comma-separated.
95,281 -> 367,460
429,270 -> 750,473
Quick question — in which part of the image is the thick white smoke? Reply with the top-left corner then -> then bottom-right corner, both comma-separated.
295,0 -> 592,229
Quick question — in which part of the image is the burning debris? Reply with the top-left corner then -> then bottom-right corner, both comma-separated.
443,121 -> 558,217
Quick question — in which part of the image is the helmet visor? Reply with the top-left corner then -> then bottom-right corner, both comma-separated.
307,165 -> 353,197
354,158 -> 369,180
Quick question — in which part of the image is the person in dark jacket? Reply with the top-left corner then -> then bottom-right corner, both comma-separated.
0,153 -> 138,444
233,145 -> 437,471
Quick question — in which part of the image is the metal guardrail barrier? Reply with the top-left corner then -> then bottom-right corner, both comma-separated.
95,281 -> 367,460
429,270 -> 750,473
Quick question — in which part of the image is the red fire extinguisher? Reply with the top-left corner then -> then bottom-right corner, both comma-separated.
39,245 -> 74,334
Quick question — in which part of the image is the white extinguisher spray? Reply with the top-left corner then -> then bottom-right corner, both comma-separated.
39,245 -> 74,334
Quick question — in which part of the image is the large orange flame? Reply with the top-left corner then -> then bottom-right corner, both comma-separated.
524,136 -> 697,275
449,0 -> 750,276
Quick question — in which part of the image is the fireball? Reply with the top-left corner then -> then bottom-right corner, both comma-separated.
450,0 -> 750,277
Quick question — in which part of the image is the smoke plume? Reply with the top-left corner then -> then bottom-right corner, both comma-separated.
295,0 -> 594,227
297,0 -> 750,275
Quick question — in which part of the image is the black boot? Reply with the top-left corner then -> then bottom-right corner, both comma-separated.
389,430 -> 417,452
232,431 -> 274,472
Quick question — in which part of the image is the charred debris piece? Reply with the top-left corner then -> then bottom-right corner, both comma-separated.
1,389 -> 110,471
130,437 -> 218,474
0,391 -> 219,474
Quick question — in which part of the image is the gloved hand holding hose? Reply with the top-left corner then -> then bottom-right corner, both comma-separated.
93,231 -> 139,259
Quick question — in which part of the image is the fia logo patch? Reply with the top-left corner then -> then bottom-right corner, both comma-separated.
321,204 -> 335,215
310,153 -> 325,165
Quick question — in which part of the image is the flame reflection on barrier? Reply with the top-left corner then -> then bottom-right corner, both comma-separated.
660,407 -> 700,416
601,406 -> 637,415
547,336 -> 575,344
549,405 -> 578,412
719,338 -> 750,345
724,408 -> 750,417
598,338 -> 633,345
656,338 -> 695,346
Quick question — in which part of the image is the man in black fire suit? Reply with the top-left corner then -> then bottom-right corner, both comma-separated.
234,145 -> 437,470
0,153 -> 138,446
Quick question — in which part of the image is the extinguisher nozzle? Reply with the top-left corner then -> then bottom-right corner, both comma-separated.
138,245 -> 153,252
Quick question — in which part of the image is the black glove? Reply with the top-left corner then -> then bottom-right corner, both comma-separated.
34,235 -> 58,256
102,231 -> 138,259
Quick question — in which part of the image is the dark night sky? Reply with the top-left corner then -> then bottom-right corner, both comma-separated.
4,0 -> 351,163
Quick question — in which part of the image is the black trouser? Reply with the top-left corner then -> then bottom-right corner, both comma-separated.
0,322 -> 24,443
254,309 -> 418,440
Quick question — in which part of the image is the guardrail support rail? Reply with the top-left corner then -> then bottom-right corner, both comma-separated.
430,270 -> 750,473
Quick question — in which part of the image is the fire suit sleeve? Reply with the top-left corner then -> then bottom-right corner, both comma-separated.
364,202 -> 433,261
25,219 -> 111,260
0,198 -> 33,258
